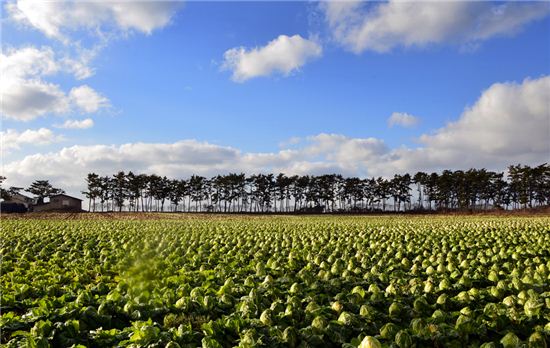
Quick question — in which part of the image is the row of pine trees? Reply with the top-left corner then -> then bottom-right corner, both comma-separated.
80,163 -> 549,213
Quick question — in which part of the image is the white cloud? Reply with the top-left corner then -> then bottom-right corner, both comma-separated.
2,1 -> 181,118
6,0 -> 183,42
69,86 -> 109,113
322,1 -> 550,53
388,112 -> 419,128
63,57 -> 95,81
222,34 -> 322,82
0,43 -> 97,81
0,47 -> 65,120
0,46 -> 59,79
1,128 -> 64,152
0,135 -> 377,195
2,76 -> 548,196
55,118 -> 94,130
107,2 -> 182,34
61,45 -> 103,80
390,75 -> 550,173
3,1 -> 180,120
0,46 -> 108,121
1,79 -> 70,121
1,141 -> 242,190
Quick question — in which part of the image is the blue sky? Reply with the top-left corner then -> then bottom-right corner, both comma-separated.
1,1 -> 549,195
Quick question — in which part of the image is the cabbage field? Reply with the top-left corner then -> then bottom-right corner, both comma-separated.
1,216 -> 549,347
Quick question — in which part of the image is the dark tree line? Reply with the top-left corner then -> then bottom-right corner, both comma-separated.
80,164 -> 549,213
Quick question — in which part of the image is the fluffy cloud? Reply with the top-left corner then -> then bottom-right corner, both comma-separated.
6,0 -> 183,42
0,46 -> 108,121
0,46 -> 58,78
2,141 -> 242,190
390,75 -> 550,173
322,1 -> 550,53
3,1 -> 180,120
222,35 -> 322,82
69,86 -> 109,113
55,118 -> 94,130
0,135 -> 377,194
2,80 -> 70,121
2,76 -> 548,196
1,128 -> 64,152
388,112 -> 419,128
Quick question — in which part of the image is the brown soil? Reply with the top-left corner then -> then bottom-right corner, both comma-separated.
2,207 -> 549,221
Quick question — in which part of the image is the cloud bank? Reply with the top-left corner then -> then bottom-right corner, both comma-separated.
3,76 -> 548,196
394,75 -> 550,173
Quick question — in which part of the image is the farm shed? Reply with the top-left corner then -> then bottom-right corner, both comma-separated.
0,193 -> 36,213
3,193 -> 36,208
33,194 -> 83,212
